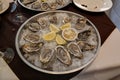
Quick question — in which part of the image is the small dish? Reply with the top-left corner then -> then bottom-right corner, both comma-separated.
73,0 -> 113,12
0,0 -> 9,14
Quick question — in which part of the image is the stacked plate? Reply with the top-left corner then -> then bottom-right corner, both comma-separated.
73,0 -> 113,12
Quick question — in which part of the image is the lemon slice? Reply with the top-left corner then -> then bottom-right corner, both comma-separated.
60,23 -> 71,30
49,24 -> 60,33
43,31 -> 56,41
56,34 -> 66,45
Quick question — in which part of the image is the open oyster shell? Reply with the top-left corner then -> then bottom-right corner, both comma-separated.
22,0 -> 37,5
31,1 -> 41,9
62,28 -> 78,41
77,41 -> 95,52
75,17 -> 87,30
56,0 -> 64,5
41,2 -> 50,10
22,42 -> 43,53
24,33 -> 40,43
67,42 -> 83,59
28,22 -> 41,32
39,47 -> 54,64
55,46 -> 72,65
37,18 -> 49,29
49,15 -> 58,24
78,30 -> 91,41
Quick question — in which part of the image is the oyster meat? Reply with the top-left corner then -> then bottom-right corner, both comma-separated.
56,0 -> 64,5
28,22 -> 40,32
31,1 -> 41,9
22,0 -> 37,5
63,16 -> 71,24
49,15 -> 58,24
78,30 -> 91,41
62,28 -> 78,41
49,2 -> 58,10
55,46 -> 71,65
39,47 -> 54,64
75,17 -> 87,30
24,33 -> 40,43
77,41 -> 95,52
22,42 -> 43,53
41,2 -> 49,10
67,42 -> 83,59
37,18 -> 49,29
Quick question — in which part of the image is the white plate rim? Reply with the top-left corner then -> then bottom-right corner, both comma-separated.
73,0 -> 113,12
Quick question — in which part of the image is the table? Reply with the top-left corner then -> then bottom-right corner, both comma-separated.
0,2 -> 115,80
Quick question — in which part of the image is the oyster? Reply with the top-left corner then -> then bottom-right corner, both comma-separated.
55,46 -> 71,65
22,42 -> 43,53
63,16 -> 71,24
39,47 -> 54,64
62,28 -> 78,41
41,2 -> 49,10
77,41 -> 95,52
67,42 -> 83,59
49,2 -> 58,10
22,0 -> 37,5
75,17 -> 87,30
31,1 -> 41,9
56,0 -> 64,5
49,15 -> 58,24
78,30 -> 91,41
28,22 -> 40,32
37,18 -> 49,29
24,33 -> 40,43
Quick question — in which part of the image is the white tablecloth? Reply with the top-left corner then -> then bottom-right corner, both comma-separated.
0,58 -> 19,80
71,28 -> 120,80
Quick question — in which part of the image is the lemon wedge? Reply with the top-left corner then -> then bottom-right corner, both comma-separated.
56,34 -> 66,45
43,31 -> 56,41
60,23 -> 71,30
49,24 -> 60,33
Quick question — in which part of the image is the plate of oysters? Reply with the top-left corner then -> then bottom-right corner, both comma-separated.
0,0 -> 9,14
18,0 -> 71,11
73,0 -> 113,12
15,10 -> 101,74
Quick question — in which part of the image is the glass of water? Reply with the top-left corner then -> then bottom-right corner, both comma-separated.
0,48 -> 15,64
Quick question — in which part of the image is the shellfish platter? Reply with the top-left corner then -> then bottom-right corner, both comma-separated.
18,0 -> 71,11
16,11 -> 101,74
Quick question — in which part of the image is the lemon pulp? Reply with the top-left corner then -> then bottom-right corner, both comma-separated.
43,31 -> 56,41
60,23 -> 71,30
49,24 -> 60,33
56,34 -> 66,45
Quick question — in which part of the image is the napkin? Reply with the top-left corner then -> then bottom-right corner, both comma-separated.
0,57 -> 19,80
71,28 -> 120,80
